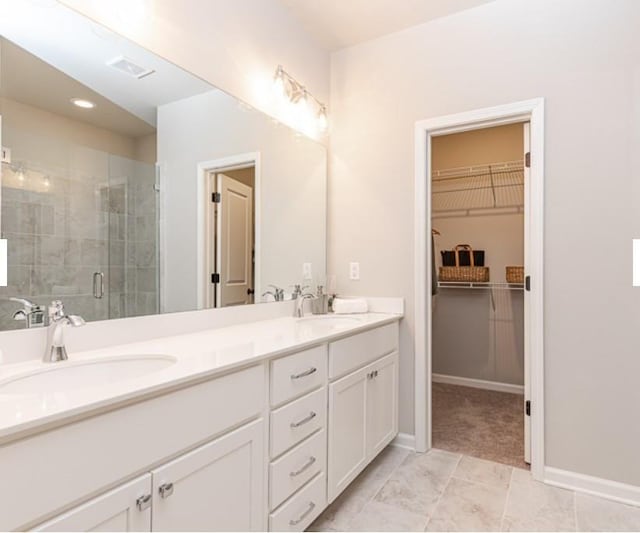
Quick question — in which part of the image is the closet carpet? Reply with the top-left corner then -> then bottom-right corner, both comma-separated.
432,382 -> 528,469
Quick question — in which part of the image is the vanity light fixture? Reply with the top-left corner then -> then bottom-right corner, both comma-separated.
70,98 -> 95,109
273,65 -> 328,133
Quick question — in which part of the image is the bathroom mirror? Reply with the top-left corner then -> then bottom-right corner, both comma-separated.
0,3 -> 326,331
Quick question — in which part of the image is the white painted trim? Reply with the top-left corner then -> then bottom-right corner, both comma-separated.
545,466 -> 640,508
414,98 -> 545,480
196,153 -> 262,309
391,432 -> 415,451
432,373 -> 524,395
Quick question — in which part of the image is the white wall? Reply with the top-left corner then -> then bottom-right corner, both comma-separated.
59,0 -> 330,139
158,90 -> 326,313
329,0 -> 640,487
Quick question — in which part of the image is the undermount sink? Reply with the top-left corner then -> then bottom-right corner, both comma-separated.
297,315 -> 362,327
0,355 -> 177,395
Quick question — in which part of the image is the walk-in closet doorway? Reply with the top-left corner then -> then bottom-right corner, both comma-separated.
414,99 -> 545,480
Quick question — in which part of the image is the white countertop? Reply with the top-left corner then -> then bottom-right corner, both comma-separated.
0,313 -> 401,444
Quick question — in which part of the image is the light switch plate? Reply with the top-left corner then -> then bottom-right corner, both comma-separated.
634,239 -> 640,287
349,262 -> 360,280
302,262 -> 312,280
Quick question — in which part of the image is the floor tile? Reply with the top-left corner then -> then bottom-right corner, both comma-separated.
502,468 -> 576,531
452,455 -> 512,489
309,446 -> 409,531
374,449 -> 460,517
425,477 -> 508,531
575,492 -> 640,531
348,500 -> 428,531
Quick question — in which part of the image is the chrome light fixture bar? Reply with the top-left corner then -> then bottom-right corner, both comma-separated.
274,65 -> 328,133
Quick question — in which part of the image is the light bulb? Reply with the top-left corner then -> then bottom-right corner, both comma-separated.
43,176 -> 51,188
317,105 -> 328,133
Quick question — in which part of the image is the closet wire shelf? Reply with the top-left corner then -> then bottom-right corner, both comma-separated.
432,159 -> 524,218
437,281 -> 524,291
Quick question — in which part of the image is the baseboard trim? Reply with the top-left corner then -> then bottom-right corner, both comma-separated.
545,466 -> 640,507
391,432 -> 415,451
432,373 -> 524,395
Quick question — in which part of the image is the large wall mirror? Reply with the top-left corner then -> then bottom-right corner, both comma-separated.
0,3 -> 326,331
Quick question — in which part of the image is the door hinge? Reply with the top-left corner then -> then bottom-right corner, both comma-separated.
525,275 -> 531,291
211,192 -> 221,203
525,152 -> 531,168
525,400 -> 531,416
211,273 -> 220,284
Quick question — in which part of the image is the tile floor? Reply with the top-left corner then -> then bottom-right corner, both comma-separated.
432,382 -> 526,469
308,446 -> 640,532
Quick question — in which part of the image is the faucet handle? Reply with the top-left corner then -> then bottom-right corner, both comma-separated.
48,300 -> 65,320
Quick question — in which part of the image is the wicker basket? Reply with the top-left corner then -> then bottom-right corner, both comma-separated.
439,245 -> 490,282
506,266 -> 524,284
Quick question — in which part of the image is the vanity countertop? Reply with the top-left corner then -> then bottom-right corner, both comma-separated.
0,313 -> 401,444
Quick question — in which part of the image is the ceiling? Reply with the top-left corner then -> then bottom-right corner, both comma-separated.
0,0 -> 213,133
0,38 -> 155,139
280,0 -> 496,51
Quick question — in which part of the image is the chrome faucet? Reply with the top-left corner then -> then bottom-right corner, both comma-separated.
262,285 -> 285,302
44,300 -> 86,363
294,293 -> 316,318
10,297 -> 46,328
291,284 -> 309,300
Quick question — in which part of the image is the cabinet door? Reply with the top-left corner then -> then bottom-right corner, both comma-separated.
151,419 -> 264,532
327,366 -> 368,502
36,475 -> 152,532
366,352 -> 399,458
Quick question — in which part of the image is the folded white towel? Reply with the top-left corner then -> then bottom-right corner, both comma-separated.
332,298 -> 368,314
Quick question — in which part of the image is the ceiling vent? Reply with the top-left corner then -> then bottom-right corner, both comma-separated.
107,56 -> 155,79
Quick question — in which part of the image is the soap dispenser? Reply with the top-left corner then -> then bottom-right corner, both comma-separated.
311,285 -> 328,314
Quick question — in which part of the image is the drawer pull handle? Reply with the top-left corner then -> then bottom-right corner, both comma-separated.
290,411 -> 317,428
159,482 -> 174,499
367,370 -> 379,379
289,501 -> 316,526
290,456 -> 317,477
291,367 -> 317,380
136,494 -> 152,511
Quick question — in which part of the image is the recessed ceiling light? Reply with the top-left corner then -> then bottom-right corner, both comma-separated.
71,98 -> 96,109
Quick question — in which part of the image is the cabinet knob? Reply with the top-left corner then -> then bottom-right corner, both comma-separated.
159,482 -> 174,499
136,494 -> 152,511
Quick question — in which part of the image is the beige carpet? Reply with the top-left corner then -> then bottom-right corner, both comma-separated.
432,382 -> 529,469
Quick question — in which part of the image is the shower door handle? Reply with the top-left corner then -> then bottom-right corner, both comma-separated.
93,272 -> 104,299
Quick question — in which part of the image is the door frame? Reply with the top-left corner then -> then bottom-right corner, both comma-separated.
196,152 -> 261,309
413,98 -> 545,480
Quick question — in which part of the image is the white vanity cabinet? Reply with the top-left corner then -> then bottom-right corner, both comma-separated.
150,418 -> 264,531
7,317 -> 401,532
36,475 -> 153,532
327,325 -> 399,502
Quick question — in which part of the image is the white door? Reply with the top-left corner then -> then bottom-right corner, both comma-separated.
36,475 -> 152,532
216,173 -> 254,307
523,122 -> 531,464
327,367 -> 368,502
150,419 -> 264,532
366,353 -> 399,458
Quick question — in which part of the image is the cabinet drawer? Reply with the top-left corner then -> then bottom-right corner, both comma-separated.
270,388 -> 326,458
329,323 -> 398,379
270,429 -> 326,511
270,345 -> 327,407
269,473 -> 326,532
